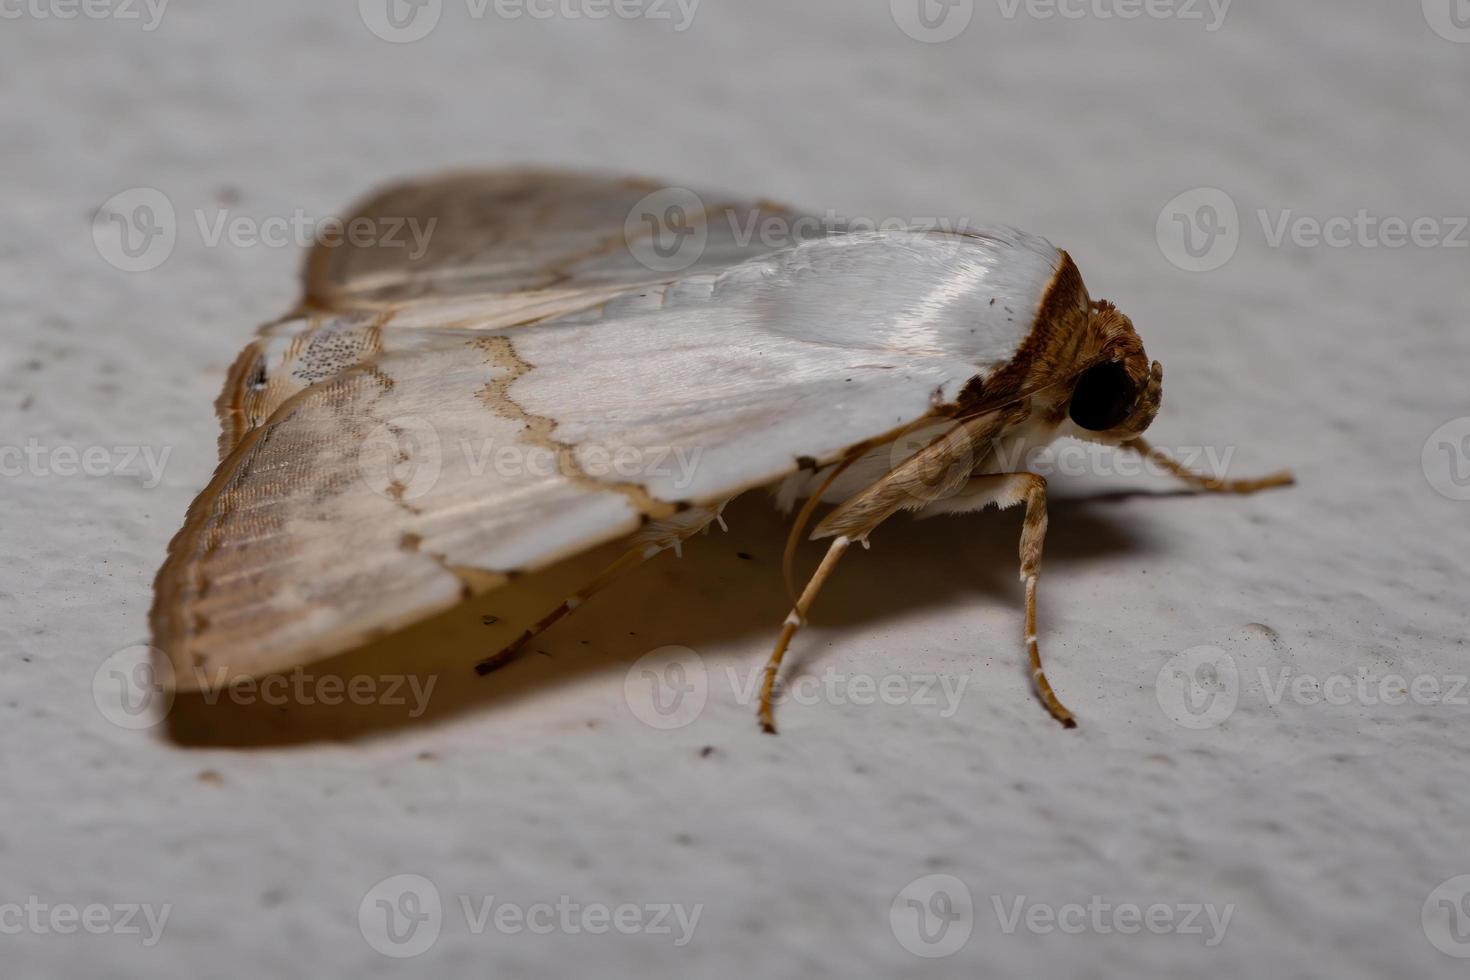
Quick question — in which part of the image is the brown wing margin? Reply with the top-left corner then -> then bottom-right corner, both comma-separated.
299,168 -> 807,311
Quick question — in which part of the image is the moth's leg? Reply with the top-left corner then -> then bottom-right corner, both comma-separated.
760,412 -> 1006,732
758,534 -> 853,734
933,473 -> 1077,729
1127,437 -> 1294,494
474,502 -> 727,676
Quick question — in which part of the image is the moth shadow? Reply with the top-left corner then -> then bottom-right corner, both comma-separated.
162,488 -> 1165,748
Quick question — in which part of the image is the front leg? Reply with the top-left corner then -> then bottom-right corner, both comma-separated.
926,472 -> 1077,728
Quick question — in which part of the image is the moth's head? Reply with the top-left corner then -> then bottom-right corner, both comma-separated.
1063,301 -> 1163,443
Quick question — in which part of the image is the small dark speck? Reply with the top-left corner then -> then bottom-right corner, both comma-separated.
197,769 -> 224,786
417,751 -> 438,762
628,631 -> 637,637
737,552 -> 754,561
580,639 -> 591,645
989,298 -> 996,305
535,650 -> 551,658
699,745 -> 716,758
20,656 -> 31,663
481,615 -> 499,626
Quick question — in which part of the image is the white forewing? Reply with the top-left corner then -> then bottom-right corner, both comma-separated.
510,230 -> 1059,501
750,227 -> 1058,360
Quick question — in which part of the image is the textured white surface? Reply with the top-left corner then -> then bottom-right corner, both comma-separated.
3,1 -> 1469,977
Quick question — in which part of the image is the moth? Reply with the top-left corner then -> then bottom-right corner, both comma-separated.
151,169 -> 1292,732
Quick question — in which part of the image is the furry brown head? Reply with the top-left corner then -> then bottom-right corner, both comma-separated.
1066,300 -> 1162,442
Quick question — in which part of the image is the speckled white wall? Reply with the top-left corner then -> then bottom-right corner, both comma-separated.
3,1 -> 1469,977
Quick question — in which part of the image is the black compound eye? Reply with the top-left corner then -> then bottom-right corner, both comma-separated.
1069,361 -> 1139,432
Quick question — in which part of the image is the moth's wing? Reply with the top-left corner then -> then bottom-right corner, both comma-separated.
215,169 -> 820,457
305,167 -> 809,307
153,228 -> 1067,690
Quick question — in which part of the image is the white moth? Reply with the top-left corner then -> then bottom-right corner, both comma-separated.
151,169 -> 1292,732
